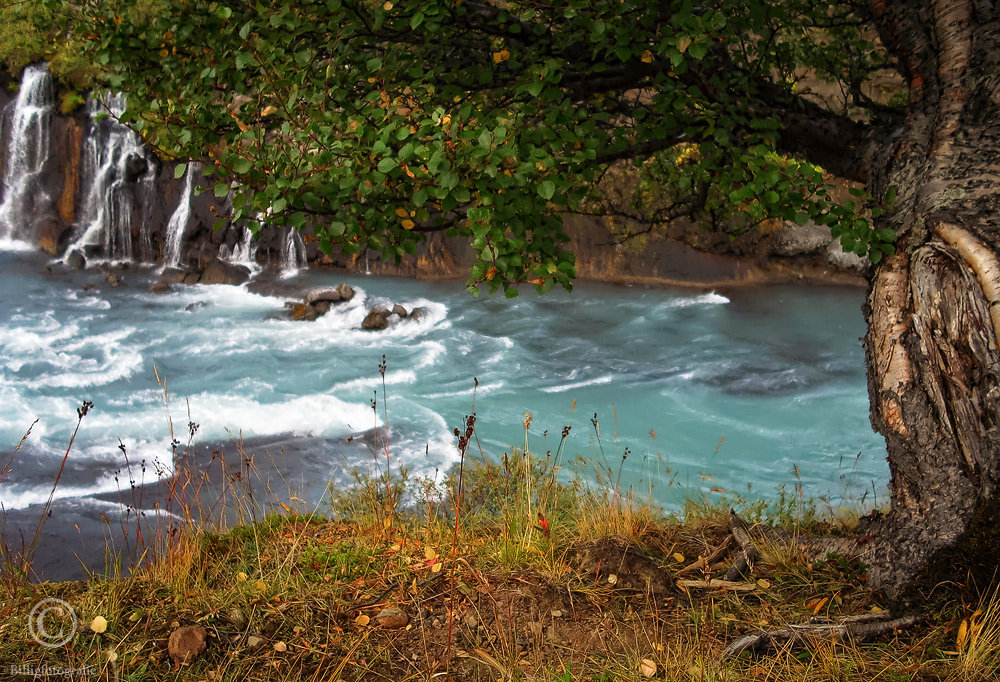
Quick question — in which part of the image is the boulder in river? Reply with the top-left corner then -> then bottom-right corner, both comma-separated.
149,281 -> 171,294
159,267 -> 187,284
391,303 -> 408,318
291,303 -> 320,321
305,287 -> 341,305
65,249 -> 86,270
361,307 -> 390,330
336,283 -> 355,301
409,306 -> 429,322
199,259 -> 251,285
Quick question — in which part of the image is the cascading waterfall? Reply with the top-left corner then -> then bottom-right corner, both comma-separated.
0,64 -> 55,243
219,224 -> 259,268
280,226 -> 307,277
65,93 -> 158,262
163,162 -> 199,268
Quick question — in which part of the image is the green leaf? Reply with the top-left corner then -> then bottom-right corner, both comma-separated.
377,157 -> 397,173
214,182 -> 229,198
232,158 -> 252,174
538,180 -> 555,200
174,163 -> 187,179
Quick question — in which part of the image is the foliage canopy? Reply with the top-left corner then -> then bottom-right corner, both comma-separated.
58,0 -> 901,294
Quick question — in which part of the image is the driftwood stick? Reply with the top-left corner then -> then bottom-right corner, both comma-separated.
676,579 -> 758,592
722,613 -> 920,658
724,510 -> 761,581
676,534 -> 734,577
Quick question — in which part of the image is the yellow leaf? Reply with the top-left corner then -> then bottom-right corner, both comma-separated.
356,614 -> 370,626
383,1 -> 393,8
673,552 -> 685,563
958,619 -> 968,649
493,52 -> 504,64
402,219 -> 415,230
501,49 -> 510,61
678,38 -> 692,53
811,596 -> 829,615
273,641 -> 287,652
158,49 -> 168,58
425,546 -> 438,560
608,574 -> 618,585
261,105 -> 277,116
279,501 -> 291,512
107,649 -> 118,662
641,50 -> 653,63
236,571 -> 248,581
756,578 -> 771,589
255,580 -> 267,592
431,562 -> 443,573
90,616 -> 108,634
395,208 -> 409,218
640,659 -> 657,677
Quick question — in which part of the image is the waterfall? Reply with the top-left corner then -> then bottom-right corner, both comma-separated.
280,226 -> 307,278
0,64 -> 55,244
163,162 -> 199,268
65,93 -> 158,263
219,224 -> 259,269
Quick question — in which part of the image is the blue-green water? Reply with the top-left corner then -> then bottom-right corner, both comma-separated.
1,247 -> 886,527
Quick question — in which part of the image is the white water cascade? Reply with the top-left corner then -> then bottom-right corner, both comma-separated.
163,162 -> 200,268
219,224 -> 259,270
280,226 -> 308,277
0,64 -> 55,244
65,93 -> 158,262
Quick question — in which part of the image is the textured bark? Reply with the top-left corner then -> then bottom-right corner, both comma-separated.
855,1 -> 1000,601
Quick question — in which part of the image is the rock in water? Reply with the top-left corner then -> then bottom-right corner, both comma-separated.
199,259 -> 251,285
336,283 -> 355,301
168,625 -> 207,665
361,307 -> 390,330
291,303 -> 320,321
391,304 -> 408,318
409,307 -> 429,322
66,250 -> 86,270
149,281 -> 171,294
304,287 -> 341,305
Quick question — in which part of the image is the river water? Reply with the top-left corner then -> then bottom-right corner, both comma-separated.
0,246 -> 887,578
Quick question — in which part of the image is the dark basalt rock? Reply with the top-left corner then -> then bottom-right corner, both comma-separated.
304,287 -> 342,305
65,249 -> 86,270
123,153 -> 148,183
361,307 -> 390,330
199,259 -> 251,285
391,304 -> 408,318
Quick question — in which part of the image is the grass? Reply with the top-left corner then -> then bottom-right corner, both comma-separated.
1,386 -> 996,681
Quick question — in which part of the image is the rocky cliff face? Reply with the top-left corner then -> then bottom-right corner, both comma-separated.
0,64 -> 864,288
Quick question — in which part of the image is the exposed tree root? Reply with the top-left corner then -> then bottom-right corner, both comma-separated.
676,534 -> 734,577
722,612 -> 922,658
723,510 -> 761,581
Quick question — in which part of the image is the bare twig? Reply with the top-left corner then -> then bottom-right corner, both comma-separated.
722,612 -> 921,658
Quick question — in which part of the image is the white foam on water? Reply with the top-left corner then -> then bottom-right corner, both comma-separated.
420,380 -> 504,400
541,375 -> 614,394
332,369 -> 418,394
0,238 -> 39,252
656,292 -> 730,309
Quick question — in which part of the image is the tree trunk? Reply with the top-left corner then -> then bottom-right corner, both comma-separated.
858,1 -> 1000,601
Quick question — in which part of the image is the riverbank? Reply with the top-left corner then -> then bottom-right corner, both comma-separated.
1,454 -> 992,682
